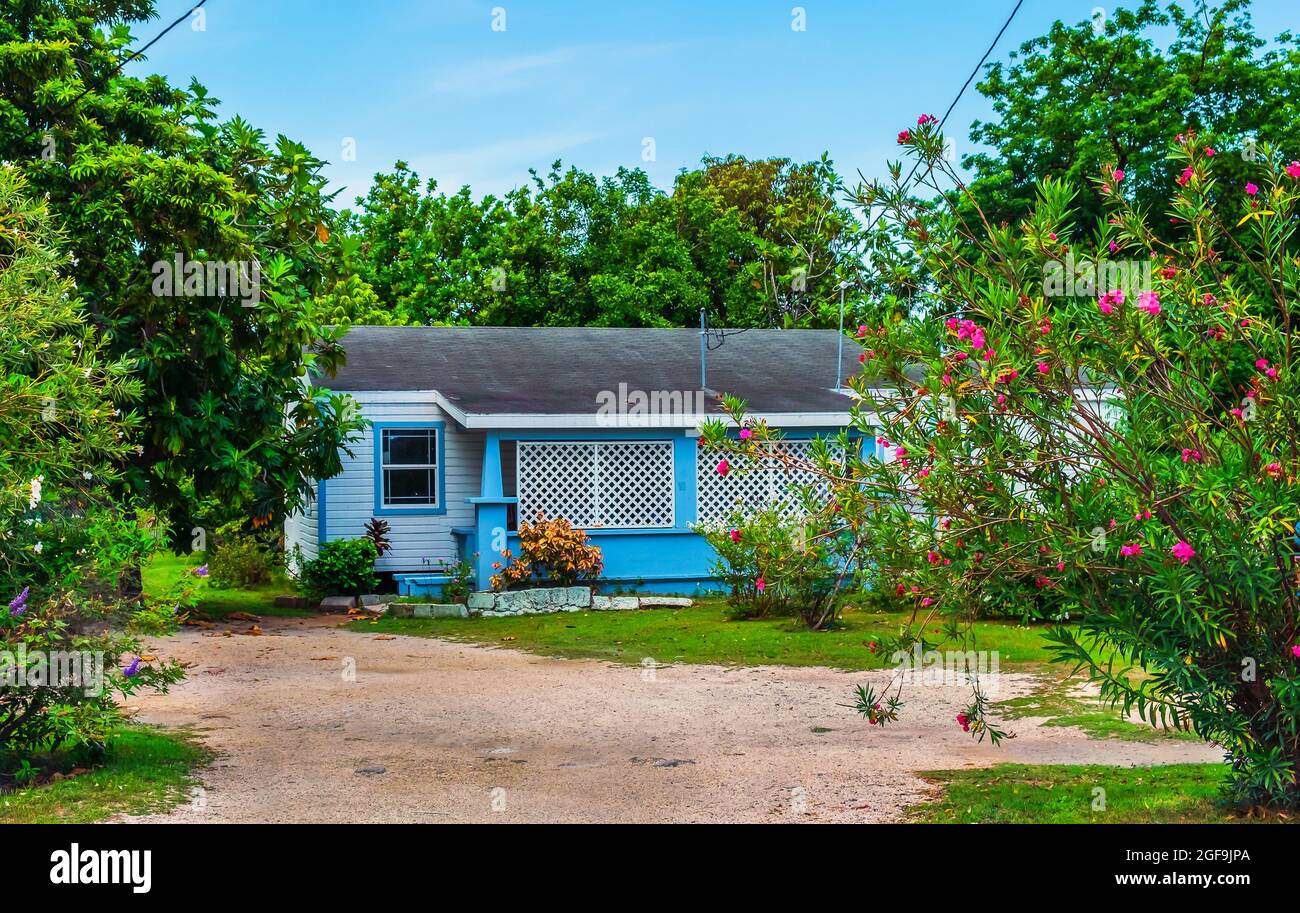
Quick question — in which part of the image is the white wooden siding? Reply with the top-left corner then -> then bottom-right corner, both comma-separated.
284,488 -> 320,574
323,396 -> 482,573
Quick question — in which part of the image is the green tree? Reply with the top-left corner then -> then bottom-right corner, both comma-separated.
0,1 -> 365,542
966,0 -> 1300,228
672,153 -> 866,328
345,154 -> 865,330
0,165 -> 184,769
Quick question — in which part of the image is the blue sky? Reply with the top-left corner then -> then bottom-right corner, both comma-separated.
133,1 -> 1295,207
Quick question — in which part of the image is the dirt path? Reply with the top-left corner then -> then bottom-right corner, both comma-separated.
122,615 -> 1220,823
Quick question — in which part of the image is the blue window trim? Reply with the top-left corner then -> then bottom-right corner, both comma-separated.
317,479 -> 327,544
373,421 -> 447,517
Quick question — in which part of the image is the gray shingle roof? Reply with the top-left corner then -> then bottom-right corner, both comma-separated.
321,326 -> 860,418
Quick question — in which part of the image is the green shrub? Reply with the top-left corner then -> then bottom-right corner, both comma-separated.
299,538 -> 378,598
0,171 -> 185,774
206,535 -> 273,589
702,506 -> 850,629
439,556 -> 476,603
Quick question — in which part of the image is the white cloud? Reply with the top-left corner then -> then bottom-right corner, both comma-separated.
425,41 -> 680,98
407,130 -> 608,196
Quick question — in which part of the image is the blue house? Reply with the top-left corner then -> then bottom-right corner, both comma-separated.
285,326 -> 870,596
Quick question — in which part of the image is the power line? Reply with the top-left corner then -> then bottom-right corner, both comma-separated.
18,0 -> 210,147
713,0 -> 1026,344
861,0 -> 1025,236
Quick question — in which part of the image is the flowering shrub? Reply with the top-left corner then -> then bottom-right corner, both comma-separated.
701,506 -> 853,629
490,514 -> 603,590
705,119 -> 1300,809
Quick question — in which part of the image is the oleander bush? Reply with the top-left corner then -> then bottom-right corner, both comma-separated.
704,119 -> 1300,809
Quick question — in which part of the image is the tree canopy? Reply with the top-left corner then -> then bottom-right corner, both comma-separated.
0,0 -> 365,541
965,0 -> 1300,227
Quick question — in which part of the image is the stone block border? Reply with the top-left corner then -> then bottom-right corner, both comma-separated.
470,588 -> 693,617
367,588 -> 695,618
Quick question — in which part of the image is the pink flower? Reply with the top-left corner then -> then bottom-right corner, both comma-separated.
970,328 -> 986,350
755,577 -> 766,592
1265,462 -> 1282,478
920,596 -> 934,607
917,113 -> 937,126
1137,290 -> 1161,315
1048,232 -> 1057,241
1113,168 -> 1125,182
1256,358 -> 1270,370
1181,448 -> 1202,463
1037,362 -> 1050,375
739,427 -> 753,440
1120,543 -> 1143,557
941,373 -> 952,386
1171,540 -> 1196,564
1204,147 -> 1215,157
894,446 -> 907,459
1287,161 -> 1300,179
1176,166 -> 1194,187
1267,367 -> 1278,379
729,529 -> 742,543
716,459 -> 730,476
1291,644 -> 1300,658
956,713 -> 970,732
996,394 -> 1006,406
927,550 -> 940,564
1245,182 -> 1259,196
918,467 -> 930,479
897,130 -> 911,144
1108,241 -> 1118,253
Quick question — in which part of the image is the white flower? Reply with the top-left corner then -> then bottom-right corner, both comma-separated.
82,471 -> 93,480
33,542 -> 43,554
28,475 -> 43,509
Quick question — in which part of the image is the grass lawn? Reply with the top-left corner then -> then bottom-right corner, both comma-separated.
996,676 -> 1202,743
144,552 -> 310,620
0,726 -> 209,824
350,599 -> 1078,672
909,763 -> 1245,823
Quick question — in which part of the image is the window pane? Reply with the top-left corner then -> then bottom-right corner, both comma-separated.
385,468 -> 435,504
384,430 -> 434,466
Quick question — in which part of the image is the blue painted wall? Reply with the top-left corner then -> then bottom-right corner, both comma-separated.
382,424 -> 855,597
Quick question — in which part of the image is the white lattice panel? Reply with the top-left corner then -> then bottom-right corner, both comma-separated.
697,440 -> 834,524
517,441 -> 674,529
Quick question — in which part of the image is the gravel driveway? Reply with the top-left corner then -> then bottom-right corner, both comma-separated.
123,615 -> 1220,823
